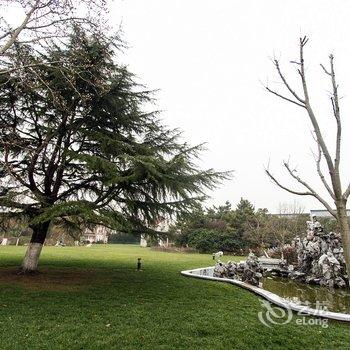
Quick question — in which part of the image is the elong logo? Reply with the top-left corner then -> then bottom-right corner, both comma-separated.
258,299 -> 328,328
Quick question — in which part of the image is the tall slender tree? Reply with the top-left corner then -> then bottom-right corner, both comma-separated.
0,28 -> 228,272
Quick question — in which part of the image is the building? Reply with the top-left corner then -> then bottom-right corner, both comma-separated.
275,212 -> 307,219
140,217 -> 171,247
83,225 -> 109,243
275,209 -> 350,219
310,209 -> 350,218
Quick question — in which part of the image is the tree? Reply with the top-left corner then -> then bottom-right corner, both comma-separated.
171,204 -> 208,247
273,202 -> 308,245
0,0 -> 106,57
174,199 -> 256,253
265,36 -> 350,280
243,208 -> 271,253
52,216 -> 86,244
0,213 -> 30,245
0,28 -> 227,272
186,228 -> 237,253
228,198 -> 255,251
172,201 -> 241,253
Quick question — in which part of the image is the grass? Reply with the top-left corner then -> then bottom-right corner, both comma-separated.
0,245 -> 349,350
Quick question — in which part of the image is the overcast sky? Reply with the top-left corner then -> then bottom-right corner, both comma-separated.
5,0 -> 350,213
108,0 -> 350,213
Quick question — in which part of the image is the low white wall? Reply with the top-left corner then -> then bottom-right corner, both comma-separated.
181,266 -> 350,322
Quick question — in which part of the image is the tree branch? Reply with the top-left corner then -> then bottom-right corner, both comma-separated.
273,59 -> 305,103
265,167 -> 312,196
283,161 -> 337,217
265,86 -> 306,108
0,0 -> 40,55
0,61 -> 63,75
328,55 -> 341,174
314,143 -> 335,200
298,37 -> 335,175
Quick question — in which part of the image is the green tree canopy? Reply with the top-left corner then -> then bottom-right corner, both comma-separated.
227,198 -> 255,250
0,28 -> 228,271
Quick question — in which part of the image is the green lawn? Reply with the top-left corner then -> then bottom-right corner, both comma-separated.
0,245 -> 349,350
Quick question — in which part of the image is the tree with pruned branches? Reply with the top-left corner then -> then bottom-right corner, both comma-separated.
265,36 -> 350,282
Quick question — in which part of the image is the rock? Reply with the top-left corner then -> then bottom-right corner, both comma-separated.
213,262 -> 227,278
291,218 -> 348,289
212,253 -> 263,286
226,261 -> 238,279
213,251 -> 224,261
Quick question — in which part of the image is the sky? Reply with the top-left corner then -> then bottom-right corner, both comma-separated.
4,0 -> 350,213
108,0 -> 350,213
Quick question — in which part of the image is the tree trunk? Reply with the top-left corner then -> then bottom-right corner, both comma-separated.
337,204 -> 350,284
21,221 -> 50,273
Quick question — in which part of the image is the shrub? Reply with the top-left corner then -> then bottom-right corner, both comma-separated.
109,233 -> 140,244
186,229 -> 240,253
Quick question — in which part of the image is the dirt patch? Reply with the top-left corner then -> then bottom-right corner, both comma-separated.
0,267 -> 110,292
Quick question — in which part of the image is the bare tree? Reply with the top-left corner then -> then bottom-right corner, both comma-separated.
243,208 -> 270,254
274,202 -> 307,248
0,0 -> 108,74
265,36 -> 350,280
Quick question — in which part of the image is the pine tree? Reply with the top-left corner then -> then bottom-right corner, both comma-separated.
228,198 -> 255,250
0,28 -> 228,272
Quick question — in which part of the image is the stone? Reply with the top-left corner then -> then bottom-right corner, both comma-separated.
213,252 -> 263,286
291,218 -> 348,288
226,261 -> 238,279
213,261 -> 227,278
213,251 -> 224,261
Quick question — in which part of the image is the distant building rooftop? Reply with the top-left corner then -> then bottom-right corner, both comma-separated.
274,209 -> 349,218
274,213 -> 307,218
310,209 -> 350,218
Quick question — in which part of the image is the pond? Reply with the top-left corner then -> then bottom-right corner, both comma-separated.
189,267 -> 350,314
262,276 -> 350,314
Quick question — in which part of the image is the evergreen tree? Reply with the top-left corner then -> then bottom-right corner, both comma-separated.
0,28 -> 227,272
228,198 -> 255,250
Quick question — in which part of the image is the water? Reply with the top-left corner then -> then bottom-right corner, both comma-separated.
262,276 -> 350,314
189,268 -> 350,314
190,268 -> 214,277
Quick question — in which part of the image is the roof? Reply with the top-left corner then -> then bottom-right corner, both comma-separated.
310,209 -> 350,218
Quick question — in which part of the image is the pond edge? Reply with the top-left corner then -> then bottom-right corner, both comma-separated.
181,266 -> 350,322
